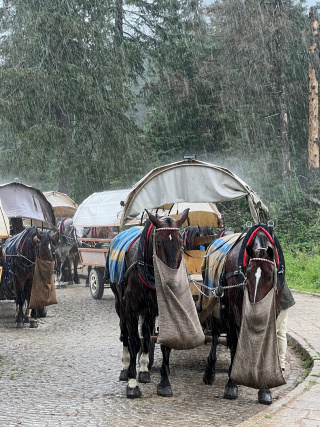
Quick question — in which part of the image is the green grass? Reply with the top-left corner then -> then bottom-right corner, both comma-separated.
283,248 -> 320,294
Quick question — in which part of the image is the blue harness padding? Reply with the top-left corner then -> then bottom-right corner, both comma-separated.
105,226 -> 143,285
203,234 -> 241,291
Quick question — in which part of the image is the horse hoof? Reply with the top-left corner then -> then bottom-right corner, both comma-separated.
74,278 -> 80,284
119,369 -> 128,382
223,384 -> 238,400
157,384 -> 173,397
138,371 -> 151,383
126,385 -> 142,399
55,284 -> 60,289
258,389 -> 272,405
15,322 -> 24,328
29,320 -> 38,328
203,373 -> 215,385
85,283 -> 89,288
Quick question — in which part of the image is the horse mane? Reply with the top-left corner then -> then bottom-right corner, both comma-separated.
137,218 -> 156,289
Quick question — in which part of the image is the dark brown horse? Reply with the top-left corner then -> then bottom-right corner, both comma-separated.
202,225 -> 284,405
3,227 -> 56,328
107,209 -> 189,399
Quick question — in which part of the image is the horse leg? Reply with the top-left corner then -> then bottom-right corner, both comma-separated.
203,334 -> 219,385
55,253 -> 62,288
85,266 -> 91,287
157,344 -> 173,397
25,278 -> 38,328
258,388 -> 273,405
15,284 -> 25,328
126,309 -> 142,398
138,314 -> 155,384
73,254 -> 80,284
224,326 -> 239,400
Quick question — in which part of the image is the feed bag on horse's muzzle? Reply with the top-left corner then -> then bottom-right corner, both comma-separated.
29,258 -> 57,309
153,253 -> 205,350
231,287 -> 285,389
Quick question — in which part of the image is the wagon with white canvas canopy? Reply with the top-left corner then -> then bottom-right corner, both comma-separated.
72,189 -> 132,298
119,159 -> 269,316
43,191 -> 78,219
106,159 -> 280,401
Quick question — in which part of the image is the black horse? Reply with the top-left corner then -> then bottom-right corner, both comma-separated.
2,227 -> 56,328
106,209 -> 189,399
182,225 -> 215,250
54,218 -> 80,287
202,225 -> 285,405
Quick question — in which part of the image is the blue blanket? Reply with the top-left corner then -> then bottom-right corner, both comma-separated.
105,226 -> 143,285
1,231 -> 26,286
203,234 -> 241,291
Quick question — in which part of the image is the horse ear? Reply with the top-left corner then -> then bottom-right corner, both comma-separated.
51,231 -> 59,243
176,208 -> 189,228
32,235 -> 39,246
145,210 -> 163,229
267,246 -> 274,260
246,245 -> 255,260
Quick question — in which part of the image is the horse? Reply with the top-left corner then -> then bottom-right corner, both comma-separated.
54,218 -> 81,288
2,227 -> 56,328
201,224 -> 285,405
106,209 -> 189,399
182,225 -> 215,250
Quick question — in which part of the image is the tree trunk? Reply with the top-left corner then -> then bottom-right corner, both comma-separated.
308,7 -> 319,174
274,0 -> 291,183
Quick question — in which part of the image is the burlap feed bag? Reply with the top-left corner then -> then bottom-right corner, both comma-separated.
29,258 -> 57,309
231,287 -> 285,389
153,254 -> 205,350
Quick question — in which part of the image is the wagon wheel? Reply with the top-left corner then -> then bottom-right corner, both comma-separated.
89,268 -> 104,299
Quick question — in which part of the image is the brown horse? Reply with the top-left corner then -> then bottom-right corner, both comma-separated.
3,227 -> 56,328
202,225 -> 284,405
107,209 -> 189,399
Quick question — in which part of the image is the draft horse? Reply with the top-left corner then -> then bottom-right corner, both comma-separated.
3,227 -> 56,328
54,218 -> 80,287
108,209 -> 189,399
202,225 -> 285,405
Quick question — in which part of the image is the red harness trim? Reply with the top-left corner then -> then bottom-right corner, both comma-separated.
20,233 -> 29,253
138,272 -> 156,290
243,227 -> 279,267
126,234 -> 141,252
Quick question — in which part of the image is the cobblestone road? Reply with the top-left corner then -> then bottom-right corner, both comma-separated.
0,280 -> 305,427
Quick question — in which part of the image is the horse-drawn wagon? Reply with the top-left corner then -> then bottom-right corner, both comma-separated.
105,158 -> 286,404
72,189 -> 132,299
43,191 -> 80,287
0,181 -> 57,327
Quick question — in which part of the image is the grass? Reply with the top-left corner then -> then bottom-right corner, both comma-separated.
283,248 -> 320,294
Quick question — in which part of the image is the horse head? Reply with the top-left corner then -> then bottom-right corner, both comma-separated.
245,244 -> 277,304
146,208 -> 189,269
33,230 -> 56,262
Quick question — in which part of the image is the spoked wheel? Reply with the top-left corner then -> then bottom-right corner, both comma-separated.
89,268 -> 104,300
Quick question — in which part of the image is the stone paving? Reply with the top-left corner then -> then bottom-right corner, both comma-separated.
0,281 -> 305,427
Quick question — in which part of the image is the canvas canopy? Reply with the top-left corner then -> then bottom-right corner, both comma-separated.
73,189 -> 131,227
149,202 -> 223,228
0,182 -> 56,229
120,159 -> 268,229
0,197 -> 10,237
43,191 -> 78,218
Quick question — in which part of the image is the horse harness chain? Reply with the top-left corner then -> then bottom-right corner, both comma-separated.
191,256 -> 277,300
